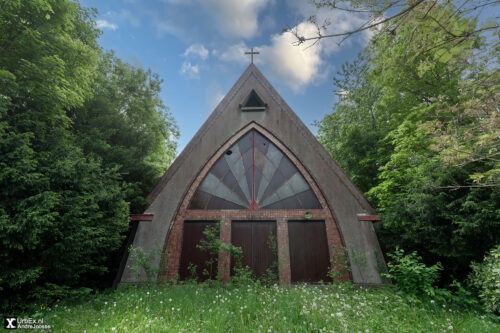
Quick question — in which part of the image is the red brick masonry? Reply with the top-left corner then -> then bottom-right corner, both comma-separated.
158,123 -> 351,283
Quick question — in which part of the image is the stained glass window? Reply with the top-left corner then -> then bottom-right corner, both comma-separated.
189,130 -> 321,210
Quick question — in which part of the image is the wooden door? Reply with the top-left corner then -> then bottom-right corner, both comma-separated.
179,221 -> 218,281
288,221 -> 330,283
231,221 -> 277,278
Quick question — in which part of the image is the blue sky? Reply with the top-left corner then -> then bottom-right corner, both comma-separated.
80,0 -> 372,152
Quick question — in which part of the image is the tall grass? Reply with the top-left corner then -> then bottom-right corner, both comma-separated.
31,283 -> 498,332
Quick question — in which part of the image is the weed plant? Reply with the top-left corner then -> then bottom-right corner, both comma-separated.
32,283 -> 498,332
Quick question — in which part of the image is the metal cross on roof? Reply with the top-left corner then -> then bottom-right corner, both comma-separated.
245,48 -> 259,64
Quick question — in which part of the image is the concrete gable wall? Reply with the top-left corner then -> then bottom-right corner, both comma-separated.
120,65 -> 385,285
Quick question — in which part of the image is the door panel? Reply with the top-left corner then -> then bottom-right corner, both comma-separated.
288,221 -> 330,283
231,222 -> 253,271
179,221 -> 217,281
231,221 -> 277,278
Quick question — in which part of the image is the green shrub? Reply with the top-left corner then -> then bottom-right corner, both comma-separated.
469,245 -> 500,313
383,247 -> 442,298
127,243 -> 163,285
230,266 -> 256,287
327,246 -> 352,284
197,221 -> 244,282
260,233 -> 279,285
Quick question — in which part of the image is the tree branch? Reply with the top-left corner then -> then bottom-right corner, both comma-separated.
292,0 -> 426,44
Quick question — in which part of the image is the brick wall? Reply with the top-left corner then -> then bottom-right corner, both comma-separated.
158,208 -> 351,284
157,123 -> 351,284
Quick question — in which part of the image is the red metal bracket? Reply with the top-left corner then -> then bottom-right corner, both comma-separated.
357,214 -> 381,222
130,214 -> 154,222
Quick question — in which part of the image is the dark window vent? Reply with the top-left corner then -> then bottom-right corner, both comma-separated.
240,89 -> 267,112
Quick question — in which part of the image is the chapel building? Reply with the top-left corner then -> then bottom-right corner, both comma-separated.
116,64 -> 386,286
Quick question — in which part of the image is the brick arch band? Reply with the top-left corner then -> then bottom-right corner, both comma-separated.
158,122 -> 351,283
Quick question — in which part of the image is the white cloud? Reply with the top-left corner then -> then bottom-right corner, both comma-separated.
287,0 -> 370,51
202,0 -> 270,38
219,42 -> 250,66
180,61 -> 200,79
153,0 -> 271,40
104,10 -> 140,28
217,2 -> 371,92
183,44 -> 209,60
96,20 -> 118,31
257,22 -> 324,92
219,28 -> 324,92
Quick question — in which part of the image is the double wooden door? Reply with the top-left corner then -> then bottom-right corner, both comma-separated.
231,221 -> 277,278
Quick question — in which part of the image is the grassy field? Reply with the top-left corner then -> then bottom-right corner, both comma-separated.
31,283 -> 498,332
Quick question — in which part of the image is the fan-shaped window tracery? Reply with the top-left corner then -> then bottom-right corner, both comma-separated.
188,130 -> 321,210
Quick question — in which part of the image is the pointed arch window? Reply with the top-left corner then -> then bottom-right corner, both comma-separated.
189,130 -> 321,210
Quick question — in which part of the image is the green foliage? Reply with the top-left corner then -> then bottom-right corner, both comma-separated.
0,0 -> 130,312
469,245 -> 500,313
316,52 -> 385,193
260,233 -> 279,285
383,247 -> 442,298
186,263 -> 198,283
0,0 -> 178,312
327,246 -> 352,284
383,248 -> 483,310
71,52 -> 179,213
196,222 -> 222,280
127,243 -> 164,285
30,285 -> 500,332
196,221 -> 243,282
316,1 -> 500,285
230,266 -> 256,287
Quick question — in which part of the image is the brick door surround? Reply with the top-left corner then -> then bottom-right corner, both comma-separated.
159,122 -> 351,284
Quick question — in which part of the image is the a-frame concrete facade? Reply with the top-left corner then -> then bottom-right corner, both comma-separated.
117,64 -> 386,286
